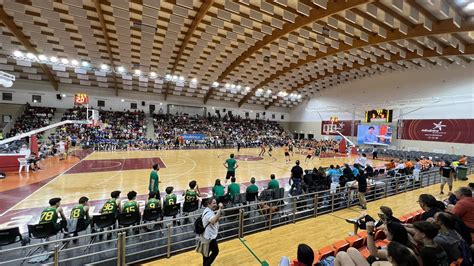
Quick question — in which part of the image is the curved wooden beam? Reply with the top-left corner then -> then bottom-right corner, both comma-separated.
94,0 -> 119,96
203,0 -> 372,104
0,7 -> 59,90
166,0 -> 214,101
264,44 -> 474,110
239,17 -> 474,107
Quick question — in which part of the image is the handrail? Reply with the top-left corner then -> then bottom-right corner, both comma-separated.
0,165 -> 471,265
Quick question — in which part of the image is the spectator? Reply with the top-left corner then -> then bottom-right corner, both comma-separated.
353,166 -> 367,210
212,179 -> 225,201
246,177 -> 259,194
433,212 -> 470,263
355,153 -> 368,168
412,221 -> 450,266
440,161 -> 455,194
268,174 -> 279,190
418,194 -> 443,221
345,206 -> 400,235
296,243 -> 314,266
458,155 -> 467,165
290,160 -> 303,196
201,198 -> 223,266
452,187 -> 474,231
227,177 -> 240,201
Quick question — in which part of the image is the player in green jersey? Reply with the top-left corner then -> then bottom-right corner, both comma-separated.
122,191 -> 139,213
39,197 -> 67,233
69,196 -> 91,236
224,153 -> 238,185
145,191 -> 161,210
100,191 -> 121,216
182,180 -> 201,203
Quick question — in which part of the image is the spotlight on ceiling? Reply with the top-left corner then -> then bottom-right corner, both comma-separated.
212,81 -> 219,87
50,56 -> 58,63
71,60 -> 79,66
150,72 -> 157,78
38,55 -> 47,61
13,50 -> 23,57
81,61 -> 89,67
100,64 -> 109,70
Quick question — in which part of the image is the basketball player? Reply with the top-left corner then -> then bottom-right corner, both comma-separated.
224,154 -> 238,185
69,196 -> 91,235
268,143 -> 273,157
39,197 -> 67,233
304,147 -> 314,163
145,191 -> 161,210
288,141 -> 294,157
149,164 -> 161,199
258,142 -> 266,157
284,144 -> 290,163
101,190 -> 122,216
58,139 -> 66,160
122,191 -> 139,213
182,180 -> 201,202
237,141 -> 241,152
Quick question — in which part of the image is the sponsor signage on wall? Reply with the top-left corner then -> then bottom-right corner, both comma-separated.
400,119 -> 474,144
321,120 -> 360,136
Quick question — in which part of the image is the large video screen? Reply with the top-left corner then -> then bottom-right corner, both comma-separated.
365,109 -> 393,122
357,124 -> 392,145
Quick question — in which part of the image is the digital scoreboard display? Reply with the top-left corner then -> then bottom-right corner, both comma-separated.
365,109 -> 393,123
74,93 -> 89,105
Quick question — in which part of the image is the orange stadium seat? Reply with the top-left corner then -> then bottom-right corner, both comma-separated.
333,239 -> 349,253
375,239 -> 390,248
345,235 -> 364,249
316,245 -> 335,261
357,231 -> 368,246
357,246 -> 371,258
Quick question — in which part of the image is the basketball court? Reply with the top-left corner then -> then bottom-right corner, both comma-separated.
0,147 -> 386,232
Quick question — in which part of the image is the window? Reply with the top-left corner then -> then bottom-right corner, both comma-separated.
2,92 -> 12,101
281,115 -> 285,120
245,112 -> 249,118
130,102 -> 137,109
256,112 -> 260,118
272,114 -> 275,119
32,95 -> 41,103
2,115 -> 12,123
98,100 -> 105,107
308,134 -> 314,140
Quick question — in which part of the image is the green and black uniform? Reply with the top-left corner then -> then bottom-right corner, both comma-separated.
149,170 -> 160,199
122,200 -> 139,213
70,204 -> 91,227
227,183 -> 240,200
145,198 -> 161,210
225,158 -> 237,179
212,185 -> 225,200
39,206 -> 61,231
101,199 -> 119,215
184,189 -> 198,203
268,179 -> 279,190
164,194 -> 177,206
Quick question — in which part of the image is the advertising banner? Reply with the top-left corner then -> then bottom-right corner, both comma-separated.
400,119 -> 474,144
180,134 -> 207,140
321,120 -> 360,136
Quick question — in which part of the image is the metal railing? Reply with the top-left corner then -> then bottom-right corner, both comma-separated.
0,165 -> 472,265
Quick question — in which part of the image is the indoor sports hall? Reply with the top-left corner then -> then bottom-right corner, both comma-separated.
0,1 -> 473,265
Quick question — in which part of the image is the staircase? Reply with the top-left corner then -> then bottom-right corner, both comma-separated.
42,108 -> 67,140
146,116 -> 155,139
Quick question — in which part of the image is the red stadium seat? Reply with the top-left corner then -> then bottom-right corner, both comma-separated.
375,239 -> 390,248
333,239 -> 349,253
317,245 -> 335,261
345,235 -> 364,249
357,246 -> 371,258
399,214 -> 414,224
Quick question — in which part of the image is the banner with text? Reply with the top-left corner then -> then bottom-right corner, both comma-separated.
400,119 -> 474,144
321,120 -> 360,136
180,134 -> 207,140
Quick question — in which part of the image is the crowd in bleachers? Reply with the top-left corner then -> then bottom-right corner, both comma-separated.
152,113 -> 287,148
8,103 -> 55,137
283,184 -> 474,266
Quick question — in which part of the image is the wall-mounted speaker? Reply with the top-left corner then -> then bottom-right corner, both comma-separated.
56,94 -> 61,100
142,101 -> 145,106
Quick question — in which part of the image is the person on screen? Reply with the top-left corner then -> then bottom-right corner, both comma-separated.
364,126 -> 378,143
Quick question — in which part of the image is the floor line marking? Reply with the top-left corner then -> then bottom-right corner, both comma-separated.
1,151 -> 95,216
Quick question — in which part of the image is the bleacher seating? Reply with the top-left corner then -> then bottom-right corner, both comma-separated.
8,105 -> 55,137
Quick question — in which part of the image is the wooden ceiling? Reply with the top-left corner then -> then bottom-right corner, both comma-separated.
0,0 -> 473,109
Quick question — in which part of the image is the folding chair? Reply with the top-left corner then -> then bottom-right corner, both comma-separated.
88,213 -> 116,247
163,203 -> 181,226
0,227 -> 23,249
143,208 -> 162,222
26,223 -> 60,261
182,200 -> 199,224
118,212 -> 141,227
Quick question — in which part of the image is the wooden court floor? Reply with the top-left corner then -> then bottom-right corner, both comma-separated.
144,176 -> 473,266
1,148 -> 382,230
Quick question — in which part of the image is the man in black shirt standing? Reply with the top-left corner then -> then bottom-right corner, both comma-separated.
290,160 -> 303,196
440,161 -> 454,194
413,221 -> 450,266
355,166 -> 367,210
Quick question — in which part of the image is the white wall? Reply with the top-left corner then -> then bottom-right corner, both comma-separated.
0,80 -> 290,122
290,64 -> 474,155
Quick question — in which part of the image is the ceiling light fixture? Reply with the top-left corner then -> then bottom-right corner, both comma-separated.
150,72 -> 157,77
225,83 -> 230,88
71,60 -> 78,66
212,81 -> 219,87
81,61 -> 89,67
61,58 -> 69,64
26,53 -> 35,59
50,56 -> 58,63
178,76 -> 184,81
38,55 -> 47,61
465,2 -> 474,11
100,64 -> 109,70
13,50 -> 23,57
117,66 -> 125,72
191,78 -> 197,83
134,69 -> 141,75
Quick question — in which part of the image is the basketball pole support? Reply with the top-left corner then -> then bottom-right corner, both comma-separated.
0,119 -> 91,146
